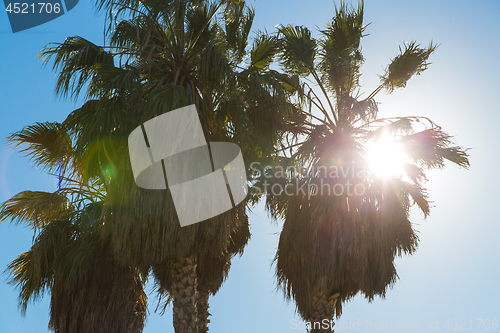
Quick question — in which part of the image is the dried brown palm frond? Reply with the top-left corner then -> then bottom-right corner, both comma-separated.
5,202 -> 147,333
273,175 -> 420,320
49,236 -> 147,333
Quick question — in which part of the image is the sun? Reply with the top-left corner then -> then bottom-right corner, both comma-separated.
366,134 -> 406,178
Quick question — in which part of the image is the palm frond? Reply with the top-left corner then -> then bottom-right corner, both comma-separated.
380,41 -> 438,92
400,128 -> 470,169
250,34 -> 279,71
0,191 -> 69,229
199,40 -> 236,93
318,0 -> 366,94
277,25 -> 316,76
39,37 -> 115,99
6,122 -> 73,172
224,0 -> 255,64
6,219 -> 75,314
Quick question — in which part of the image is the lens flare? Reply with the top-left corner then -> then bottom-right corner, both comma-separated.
367,135 -> 405,178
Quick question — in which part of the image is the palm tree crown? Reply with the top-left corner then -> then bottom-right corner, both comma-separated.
253,1 -> 470,330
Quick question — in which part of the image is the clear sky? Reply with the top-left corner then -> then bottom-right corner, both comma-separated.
1,0 -> 499,332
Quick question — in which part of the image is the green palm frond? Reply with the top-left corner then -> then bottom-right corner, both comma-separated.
110,19 -> 144,50
402,162 -> 427,185
318,0 -> 366,94
367,117 -> 415,134
94,0 -> 143,14
341,95 -> 378,123
199,40 -> 236,93
278,25 -> 316,76
88,66 -> 143,98
400,128 -> 470,169
224,0 -> 255,64
63,98 -> 131,160
7,251 -> 47,315
145,84 -> 188,118
64,98 -> 128,136
40,37 -> 115,99
380,41 -> 438,92
186,1 -> 222,53
6,122 -> 73,173
250,34 -> 279,71
6,219 -> 75,314
0,191 -> 69,229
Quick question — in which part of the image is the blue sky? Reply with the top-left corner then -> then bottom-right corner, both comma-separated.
1,0 -> 499,332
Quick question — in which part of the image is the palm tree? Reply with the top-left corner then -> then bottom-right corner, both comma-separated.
0,122 -> 147,333
36,0 -> 300,331
256,1 -> 470,331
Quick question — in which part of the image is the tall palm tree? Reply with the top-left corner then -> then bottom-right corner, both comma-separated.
0,122 -> 147,333
36,0 -> 300,331
256,1 -> 470,331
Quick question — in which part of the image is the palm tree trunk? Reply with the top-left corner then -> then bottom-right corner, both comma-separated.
308,292 -> 339,333
196,289 -> 210,333
171,256 -> 198,333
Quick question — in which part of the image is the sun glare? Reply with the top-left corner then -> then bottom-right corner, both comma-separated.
366,135 -> 406,178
